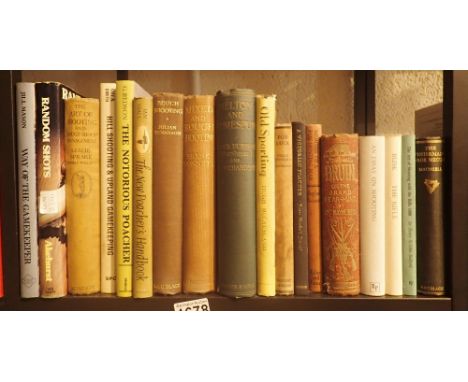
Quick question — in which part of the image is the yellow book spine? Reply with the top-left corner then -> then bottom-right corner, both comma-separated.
100,83 -> 116,294
133,97 -> 153,298
65,98 -> 100,295
256,95 -> 276,296
116,81 -> 135,297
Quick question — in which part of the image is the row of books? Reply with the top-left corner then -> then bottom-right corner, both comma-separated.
15,81 -> 446,299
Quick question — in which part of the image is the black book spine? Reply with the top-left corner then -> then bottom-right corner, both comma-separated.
292,122 -> 309,295
416,137 -> 445,296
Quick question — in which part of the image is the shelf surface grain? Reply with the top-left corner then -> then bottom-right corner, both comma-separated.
1,293 -> 452,311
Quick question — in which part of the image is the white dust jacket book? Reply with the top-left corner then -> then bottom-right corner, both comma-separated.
100,83 -> 116,294
385,135 -> 403,296
359,136 -> 385,296
16,82 -> 40,298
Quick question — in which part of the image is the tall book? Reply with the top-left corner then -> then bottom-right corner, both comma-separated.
359,136 -> 385,296
153,93 -> 184,295
275,123 -> 294,295
402,135 -> 417,295
183,95 -> 216,294
256,95 -> 276,297
216,89 -> 256,297
416,137 -> 445,296
305,123 -> 322,293
385,135 -> 403,296
292,122 -> 309,295
115,80 -> 150,297
16,82 -> 40,298
36,82 -> 79,298
0,218 -> 3,298
100,83 -> 116,294
321,134 -> 360,296
133,97 -> 153,298
65,98 -> 100,295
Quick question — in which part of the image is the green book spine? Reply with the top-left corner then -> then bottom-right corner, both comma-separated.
402,135 -> 417,295
215,88 -> 257,297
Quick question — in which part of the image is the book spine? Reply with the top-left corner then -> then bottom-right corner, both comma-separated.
216,89 -> 256,297
100,83 -> 116,294
292,122 -> 309,295
133,97 -> 153,298
416,137 -> 445,296
359,136 -> 385,296
402,135 -> 417,295
183,95 -> 216,294
305,124 -> 322,293
115,80 -> 136,297
36,83 -> 77,298
16,82 -> 40,298
275,124 -> 294,295
0,218 -> 3,298
65,98 -> 100,295
153,93 -> 184,295
321,134 -> 360,296
385,136 -> 403,296
256,95 -> 276,296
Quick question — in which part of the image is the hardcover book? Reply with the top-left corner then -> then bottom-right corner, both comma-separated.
216,89 -> 257,297
321,134 -> 360,296
275,123 -> 294,295
183,95 -> 216,294
133,97 -> 153,298
0,218 -> 3,298
115,80 -> 150,297
359,136 -> 385,296
65,98 -> 100,295
292,122 -> 309,295
305,123 -> 322,292
153,92 -> 184,295
402,135 -> 417,295
416,137 -> 445,296
16,82 -> 40,298
385,135 -> 403,296
100,83 -> 116,294
256,95 -> 276,296
35,82 -> 79,298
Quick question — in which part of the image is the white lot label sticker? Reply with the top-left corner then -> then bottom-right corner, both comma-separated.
174,298 -> 210,311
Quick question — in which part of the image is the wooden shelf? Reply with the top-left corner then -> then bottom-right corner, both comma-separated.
1,294 -> 451,311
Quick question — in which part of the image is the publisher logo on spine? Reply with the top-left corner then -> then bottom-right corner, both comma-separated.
71,171 -> 92,198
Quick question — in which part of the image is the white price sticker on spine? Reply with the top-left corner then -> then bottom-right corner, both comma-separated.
174,298 -> 210,311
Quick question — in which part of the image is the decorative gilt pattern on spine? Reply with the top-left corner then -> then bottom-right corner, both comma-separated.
216,89 -> 256,298
402,135 -> 417,296
65,98 -> 100,295
275,123 -> 294,295
183,95 -> 215,294
416,137 -> 445,296
100,83 -> 116,294
320,134 -> 360,296
305,124 -> 322,292
256,95 -> 276,296
36,82 -> 79,298
133,97 -> 153,298
16,82 -> 40,298
292,122 -> 309,295
153,93 -> 184,295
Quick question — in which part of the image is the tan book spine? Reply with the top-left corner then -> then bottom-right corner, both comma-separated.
65,98 -> 100,295
100,83 -> 116,294
183,95 -> 215,294
153,93 -> 184,295
133,97 -> 153,298
306,124 -> 322,292
321,134 -> 360,296
275,123 -> 294,295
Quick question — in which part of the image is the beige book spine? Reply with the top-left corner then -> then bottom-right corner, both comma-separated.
65,98 -> 101,295
100,83 -> 116,294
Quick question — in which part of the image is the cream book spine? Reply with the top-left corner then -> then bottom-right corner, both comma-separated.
100,83 -> 116,294
359,136 -> 385,296
385,135 -> 403,296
